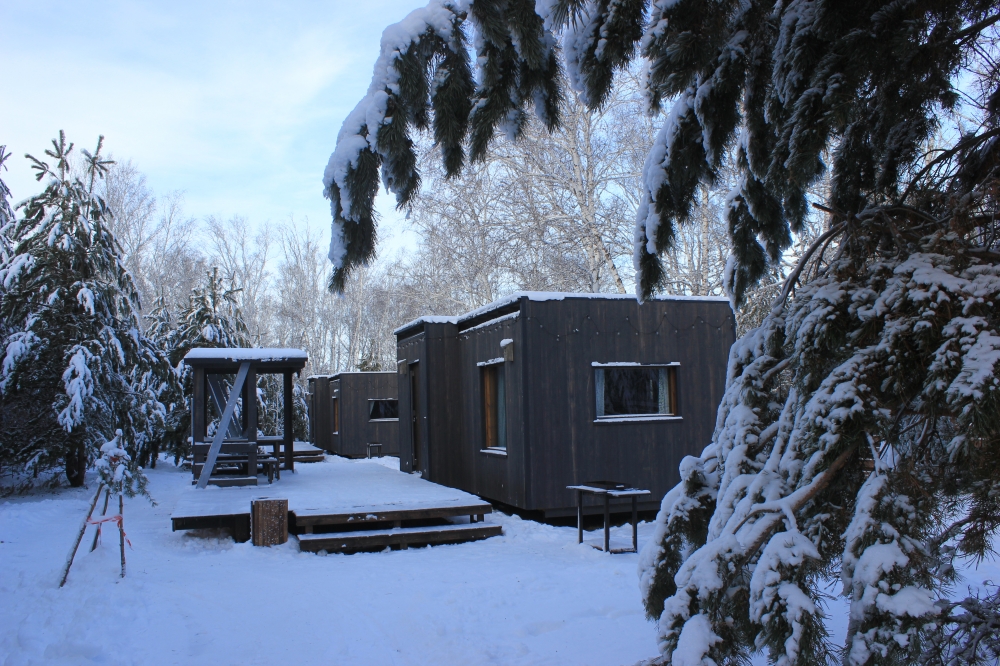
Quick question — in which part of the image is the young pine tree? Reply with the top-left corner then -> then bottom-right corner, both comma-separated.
328,2 -> 1000,663
0,133 -> 169,489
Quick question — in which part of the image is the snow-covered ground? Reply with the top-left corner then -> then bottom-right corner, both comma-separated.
1,457 -> 660,666
3,456 -> 998,666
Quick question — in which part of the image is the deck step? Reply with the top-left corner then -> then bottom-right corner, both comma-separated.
190,476 -> 258,487
297,522 -> 502,553
291,501 -> 492,531
291,454 -> 325,463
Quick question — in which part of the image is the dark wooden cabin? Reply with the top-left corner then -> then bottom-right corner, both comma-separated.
394,293 -> 735,517
308,372 -> 399,458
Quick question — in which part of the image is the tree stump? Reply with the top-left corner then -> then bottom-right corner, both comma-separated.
251,498 -> 288,546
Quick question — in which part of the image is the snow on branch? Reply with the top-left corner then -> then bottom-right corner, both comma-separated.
323,0 -> 472,289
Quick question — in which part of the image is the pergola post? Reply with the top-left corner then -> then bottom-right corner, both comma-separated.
192,366 -> 206,443
246,366 -> 257,444
283,370 -> 294,472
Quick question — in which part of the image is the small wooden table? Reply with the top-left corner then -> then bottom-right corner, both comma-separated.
567,482 -> 651,553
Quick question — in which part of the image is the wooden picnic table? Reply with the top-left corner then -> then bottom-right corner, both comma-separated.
567,482 -> 651,553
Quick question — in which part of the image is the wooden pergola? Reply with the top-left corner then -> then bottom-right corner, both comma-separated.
184,348 -> 307,488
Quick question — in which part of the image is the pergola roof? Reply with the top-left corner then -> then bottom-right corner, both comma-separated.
183,347 -> 308,372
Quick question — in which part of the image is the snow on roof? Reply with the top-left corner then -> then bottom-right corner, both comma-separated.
184,347 -> 308,362
393,291 -> 731,335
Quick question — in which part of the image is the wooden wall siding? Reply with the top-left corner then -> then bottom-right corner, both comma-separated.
457,316 -> 523,507
330,378 -> 342,454
396,334 -> 420,473
307,376 -> 334,453
425,323 -> 463,485
333,372 -> 399,457
395,296 -> 734,515
520,298 -> 734,513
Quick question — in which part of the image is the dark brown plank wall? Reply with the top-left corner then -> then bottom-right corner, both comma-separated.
423,322 -> 463,486
307,376 -> 334,452
335,372 -> 399,457
396,334 -> 423,473
456,311 -> 524,507
521,297 -> 734,514
330,377 -> 342,455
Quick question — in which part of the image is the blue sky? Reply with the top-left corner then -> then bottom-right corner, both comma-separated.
0,0 -> 427,254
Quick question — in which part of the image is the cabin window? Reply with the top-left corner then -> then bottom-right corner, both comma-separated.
594,365 -> 677,419
481,363 -> 507,449
331,396 -> 340,433
369,399 -> 399,421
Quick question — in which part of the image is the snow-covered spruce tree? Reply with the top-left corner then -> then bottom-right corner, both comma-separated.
151,267 -> 252,461
256,373 -> 309,441
326,1 -> 1000,663
0,133 -> 169,489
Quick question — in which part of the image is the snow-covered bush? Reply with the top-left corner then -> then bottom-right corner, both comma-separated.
95,429 -> 147,498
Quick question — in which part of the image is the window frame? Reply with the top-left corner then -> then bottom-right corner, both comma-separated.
593,362 -> 681,423
331,394 -> 340,434
479,358 -> 507,452
368,398 -> 400,422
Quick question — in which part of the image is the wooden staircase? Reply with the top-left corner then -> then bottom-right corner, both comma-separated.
291,500 -> 501,553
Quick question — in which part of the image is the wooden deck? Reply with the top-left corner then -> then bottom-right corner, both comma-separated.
171,458 -> 501,552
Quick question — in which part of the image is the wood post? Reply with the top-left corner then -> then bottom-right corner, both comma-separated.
283,371 -> 294,472
251,498 -> 288,546
192,367 -> 206,443
632,496 -> 638,553
89,487 -> 111,552
233,515 -> 251,543
59,484 -> 104,587
118,494 -> 126,578
603,494 -> 610,553
197,361 -> 250,489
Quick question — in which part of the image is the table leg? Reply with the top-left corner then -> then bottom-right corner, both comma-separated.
577,490 -> 583,544
603,494 -> 610,553
632,496 -> 638,552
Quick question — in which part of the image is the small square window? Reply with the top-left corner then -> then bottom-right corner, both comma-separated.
369,399 -> 399,421
595,365 -> 677,418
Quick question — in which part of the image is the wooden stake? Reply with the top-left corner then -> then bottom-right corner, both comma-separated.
89,487 -> 111,552
59,484 -> 103,588
118,494 -> 126,578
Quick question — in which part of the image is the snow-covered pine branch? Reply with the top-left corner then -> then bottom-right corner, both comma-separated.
323,0 -> 572,291
0,146 -> 14,266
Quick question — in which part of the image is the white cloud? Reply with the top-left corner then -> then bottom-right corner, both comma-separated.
0,0 -> 425,255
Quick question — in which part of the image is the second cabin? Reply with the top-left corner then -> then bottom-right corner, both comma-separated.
394,292 -> 735,518
308,372 -> 399,458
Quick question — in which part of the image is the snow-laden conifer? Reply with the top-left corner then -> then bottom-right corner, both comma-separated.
150,268 -> 252,461
332,1 -> 1000,663
0,133 -> 168,488
0,146 -> 14,265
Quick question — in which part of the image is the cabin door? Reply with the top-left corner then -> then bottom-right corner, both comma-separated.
409,363 -> 422,473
